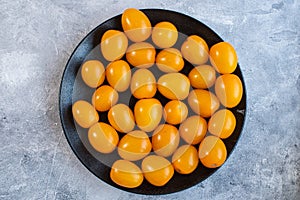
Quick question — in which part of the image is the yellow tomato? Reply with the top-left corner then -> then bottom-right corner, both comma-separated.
188,89 -> 220,118
198,135 -> 227,168
208,109 -> 236,139
118,130 -> 151,161
210,42 -> 238,74
101,30 -> 128,61
188,65 -> 216,89
152,21 -> 178,48
215,74 -> 243,108
130,69 -> 156,99
163,100 -> 188,125
156,48 -> 184,73
88,122 -> 119,153
81,60 -> 105,88
108,104 -> 135,133
172,145 -> 199,174
121,8 -> 152,42
142,155 -> 174,186
110,159 -> 143,188
72,100 -> 99,128
179,115 -> 207,145
181,35 -> 209,65
92,85 -> 118,112
134,98 -> 162,132
152,124 -> 180,157
126,42 -> 156,68
106,60 -> 131,92
157,73 -> 190,100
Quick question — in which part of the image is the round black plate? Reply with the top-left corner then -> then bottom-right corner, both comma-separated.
59,9 -> 246,195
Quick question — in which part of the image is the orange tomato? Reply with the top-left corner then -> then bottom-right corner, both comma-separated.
130,69 -> 157,99
110,159 -> 144,188
106,60 -> 131,92
108,104 -> 135,133
152,21 -> 178,48
181,35 -> 209,65
152,124 -> 180,157
215,74 -> 243,108
81,60 -> 105,88
179,115 -> 207,145
208,109 -> 236,139
172,145 -> 199,174
198,135 -> 227,168
118,130 -> 152,161
88,122 -> 119,153
163,100 -> 188,125
134,98 -> 162,132
101,30 -> 128,61
121,8 -> 152,42
210,42 -> 238,74
126,42 -> 156,68
188,65 -> 216,89
188,89 -> 220,118
157,73 -> 190,100
156,48 -> 184,73
72,100 -> 99,128
142,155 -> 174,186
92,85 -> 118,112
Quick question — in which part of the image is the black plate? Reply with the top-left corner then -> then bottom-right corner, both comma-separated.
59,9 -> 247,195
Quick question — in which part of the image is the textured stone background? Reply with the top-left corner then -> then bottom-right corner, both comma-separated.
0,0 -> 299,199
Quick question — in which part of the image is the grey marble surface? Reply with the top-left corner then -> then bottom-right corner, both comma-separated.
0,0 -> 299,199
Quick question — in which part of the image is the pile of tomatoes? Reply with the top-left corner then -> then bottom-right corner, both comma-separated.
72,8 -> 243,188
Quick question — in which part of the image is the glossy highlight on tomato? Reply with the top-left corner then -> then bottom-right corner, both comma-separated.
215,74 -> 243,108
134,98 -> 162,132
126,42 -> 156,68
172,145 -> 199,174
157,73 -> 190,100
152,124 -> 180,157
121,8 -> 152,42
188,89 -> 220,118
210,42 -> 238,74
108,104 -> 135,133
88,122 -> 119,153
208,109 -> 236,139
181,35 -> 209,65
72,100 -> 99,128
106,60 -> 131,92
198,135 -> 227,168
142,155 -> 174,187
118,130 -> 152,161
152,21 -> 178,48
81,60 -> 105,88
101,30 -> 128,61
163,100 -> 188,125
189,65 -> 216,89
130,69 -> 156,99
156,48 -> 184,73
179,115 -> 207,145
110,159 -> 144,188
92,85 -> 119,112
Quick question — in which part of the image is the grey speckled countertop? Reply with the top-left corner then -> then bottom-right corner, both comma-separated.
0,0 -> 299,199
